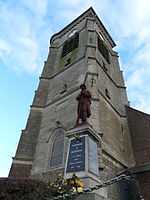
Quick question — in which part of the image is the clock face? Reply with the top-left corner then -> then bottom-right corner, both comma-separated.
69,29 -> 77,38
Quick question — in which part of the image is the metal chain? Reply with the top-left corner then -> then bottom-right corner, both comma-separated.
46,174 -> 132,200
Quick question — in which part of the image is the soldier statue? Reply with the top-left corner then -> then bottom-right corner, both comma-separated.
76,84 -> 92,125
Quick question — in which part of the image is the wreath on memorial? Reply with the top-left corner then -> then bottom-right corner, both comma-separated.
48,173 -> 84,198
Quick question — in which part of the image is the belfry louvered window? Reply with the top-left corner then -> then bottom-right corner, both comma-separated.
50,129 -> 64,168
97,36 -> 110,64
61,33 -> 79,58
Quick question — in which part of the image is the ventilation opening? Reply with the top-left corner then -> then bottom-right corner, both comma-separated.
98,36 -> 110,64
61,33 -> 79,58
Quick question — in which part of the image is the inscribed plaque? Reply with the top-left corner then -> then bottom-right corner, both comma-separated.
88,137 -> 99,176
66,136 -> 85,173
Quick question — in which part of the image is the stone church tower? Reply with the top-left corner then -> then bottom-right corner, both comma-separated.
9,7 -> 150,200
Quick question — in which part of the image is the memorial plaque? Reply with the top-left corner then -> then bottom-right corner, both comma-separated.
66,136 -> 85,173
88,137 -> 99,176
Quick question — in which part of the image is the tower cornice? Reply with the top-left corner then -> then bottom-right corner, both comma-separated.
50,7 -> 116,48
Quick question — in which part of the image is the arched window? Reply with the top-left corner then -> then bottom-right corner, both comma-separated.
50,129 -> 65,168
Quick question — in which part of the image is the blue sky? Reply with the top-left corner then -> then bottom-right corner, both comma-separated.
1,0 -> 150,177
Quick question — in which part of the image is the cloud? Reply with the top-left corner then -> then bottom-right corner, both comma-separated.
0,38 -> 11,63
48,0 -> 93,29
1,0 -> 150,113
11,36 -> 39,73
58,0 -> 85,7
0,0 -> 51,75
127,85 -> 150,114
20,0 -> 48,18
94,0 -> 150,114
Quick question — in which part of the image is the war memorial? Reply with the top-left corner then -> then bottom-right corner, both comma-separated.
9,7 -> 150,200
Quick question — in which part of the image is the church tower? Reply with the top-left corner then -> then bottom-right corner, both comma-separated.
9,7 -> 136,199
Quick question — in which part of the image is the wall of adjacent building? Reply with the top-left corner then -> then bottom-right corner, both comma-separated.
126,106 -> 150,200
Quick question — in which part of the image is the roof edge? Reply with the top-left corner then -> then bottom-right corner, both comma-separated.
50,7 -> 116,48
126,105 -> 150,117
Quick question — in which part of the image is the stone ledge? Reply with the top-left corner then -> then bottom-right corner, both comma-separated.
128,163 -> 150,174
76,193 -> 109,200
66,123 -> 101,142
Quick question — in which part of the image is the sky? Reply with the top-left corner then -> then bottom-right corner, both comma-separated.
1,0 -> 150,177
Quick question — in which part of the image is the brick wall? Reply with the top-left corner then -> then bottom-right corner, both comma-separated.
126,106 -> 150,164
136,172 -> 150,200
126,106 -> 150,199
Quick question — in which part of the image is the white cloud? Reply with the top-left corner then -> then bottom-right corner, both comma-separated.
127,70 -> 143,89
1,0 -> 150,113
11,36 -> 39,73
0,38 -> 11,63
0,0 -> 52,75
58,0 -> 84,7
127,86 -> 150,114
49,0 -> 93,27
95,0 -> 150,114
20,0 -> 48,17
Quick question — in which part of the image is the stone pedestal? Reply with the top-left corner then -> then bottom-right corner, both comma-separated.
65,123 -> 108,199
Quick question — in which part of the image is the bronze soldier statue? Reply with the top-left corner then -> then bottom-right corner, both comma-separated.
76,84 -> 92,125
